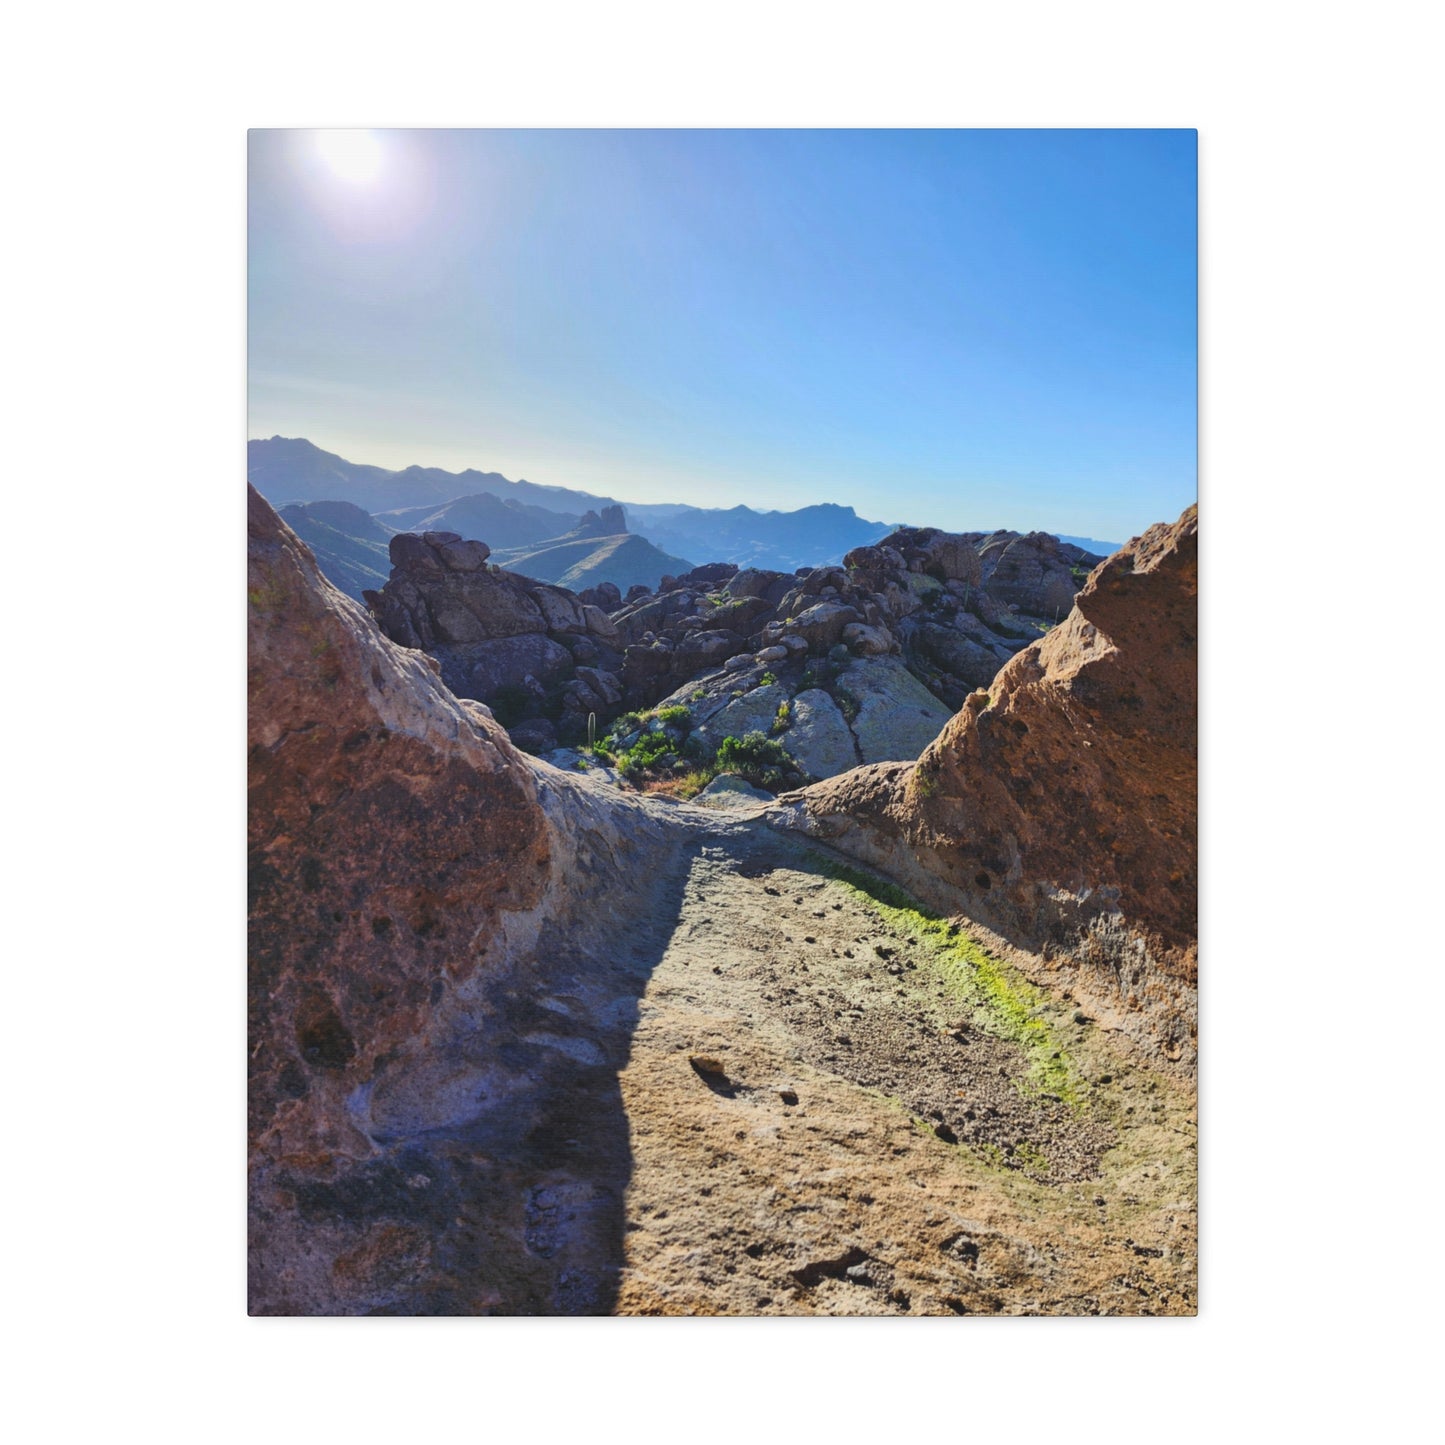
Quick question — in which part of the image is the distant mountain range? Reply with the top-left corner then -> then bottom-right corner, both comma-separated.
275,501 -> 392,600
249,437 -> 896,574
250,435 -> 618,517
250,437 -> 1125,600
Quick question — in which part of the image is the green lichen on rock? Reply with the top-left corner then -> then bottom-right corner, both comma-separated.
810,854 -> 1084,1105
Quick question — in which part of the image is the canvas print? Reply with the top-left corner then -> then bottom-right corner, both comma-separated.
248,128 -> 1198,1316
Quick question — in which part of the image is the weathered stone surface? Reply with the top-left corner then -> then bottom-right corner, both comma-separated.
835,657 -> 954,764
781,689 -> 858,779
694,682 -> 789,750
918,531 -> 982,586
913,622 -> 1008,689
674,630 -> 736,669
388,532 -> 444,575
436,538 -> 491,571
531,585 -> 587,633
431,602 -> 489,645
693,774 -> 773,808
787,601 -> 862,652
582,604 -> 619,640
775,505 -> 1198,1060
249,485 -> 684,1316
434,633 -> 574,700
575,665 -> 623,706
842,621 -> 894,656
982,533 -> 1079,617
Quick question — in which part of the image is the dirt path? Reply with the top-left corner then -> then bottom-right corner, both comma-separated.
609,801 -> 1197,1316
254,785 -> 1195,1316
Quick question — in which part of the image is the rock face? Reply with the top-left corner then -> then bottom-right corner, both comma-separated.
365,531 -> 628,744
772,506 -> 1198,1061
367,518 -> 1107,783
248,486 -> 676,1315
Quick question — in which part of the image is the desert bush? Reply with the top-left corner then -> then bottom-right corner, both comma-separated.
714,731 -> 804,792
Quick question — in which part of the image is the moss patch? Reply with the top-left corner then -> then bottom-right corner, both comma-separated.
809,854 -> 1084,1105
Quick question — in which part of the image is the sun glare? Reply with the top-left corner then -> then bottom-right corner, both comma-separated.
315,129 -> 384,185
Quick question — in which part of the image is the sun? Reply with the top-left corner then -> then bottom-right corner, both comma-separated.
315,129 -> 385,185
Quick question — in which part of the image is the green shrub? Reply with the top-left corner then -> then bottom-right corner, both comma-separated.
714,731 -> 804,792
760,670 -> 777,686
617,729 -> 676,777
771,700 -> 792,734
834,687 -> 861,723
655,704 -> 692,730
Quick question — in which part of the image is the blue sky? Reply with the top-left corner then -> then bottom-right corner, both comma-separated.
249,129 -> 1196,540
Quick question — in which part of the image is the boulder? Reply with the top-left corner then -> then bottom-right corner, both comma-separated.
781,689 -> 859,780
582,604 -> 620,640
694,775 -> 773,809
694,682 -> 789,751
985,533 -> 1079,617
833,657 -> 953,764
530,585 -> 588,633
728,568 -> 792,602
842,622 -> 894,656
919,531 -> 981,586
787,601 -> 862,652
388,532 -> 444,575
913,622 -> 1009,690
575,665 -> 624,707
436,538 -> 491,572
431,603 -> 489,645
675,631 -> 737,669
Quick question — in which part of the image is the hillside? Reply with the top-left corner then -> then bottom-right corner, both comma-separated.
629,499 -> 894,572
498,531 -> 694,593
374,491 -> 582,550
275,501 -> 391,601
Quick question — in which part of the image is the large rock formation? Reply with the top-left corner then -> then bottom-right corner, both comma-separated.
771,506 -> 1198,1061
365,516 -> 1108,786
364,530 -> 628,743
248,487 -> 675,1314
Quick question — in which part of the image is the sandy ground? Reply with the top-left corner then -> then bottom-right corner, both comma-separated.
609,802 -> 1197,1316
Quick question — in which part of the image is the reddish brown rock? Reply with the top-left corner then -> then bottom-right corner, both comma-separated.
773,505 -> 1198,1060
249,484 -> 552,1156
248,486 -> 675,1314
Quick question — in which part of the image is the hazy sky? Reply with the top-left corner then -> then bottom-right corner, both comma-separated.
249,129 -> 1196,540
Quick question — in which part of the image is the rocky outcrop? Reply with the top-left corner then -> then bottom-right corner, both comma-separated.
365,530 -> 629,743
771,506 -> 1198,1061
248,487 -> 677,1314
367,518 -> 1108,783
